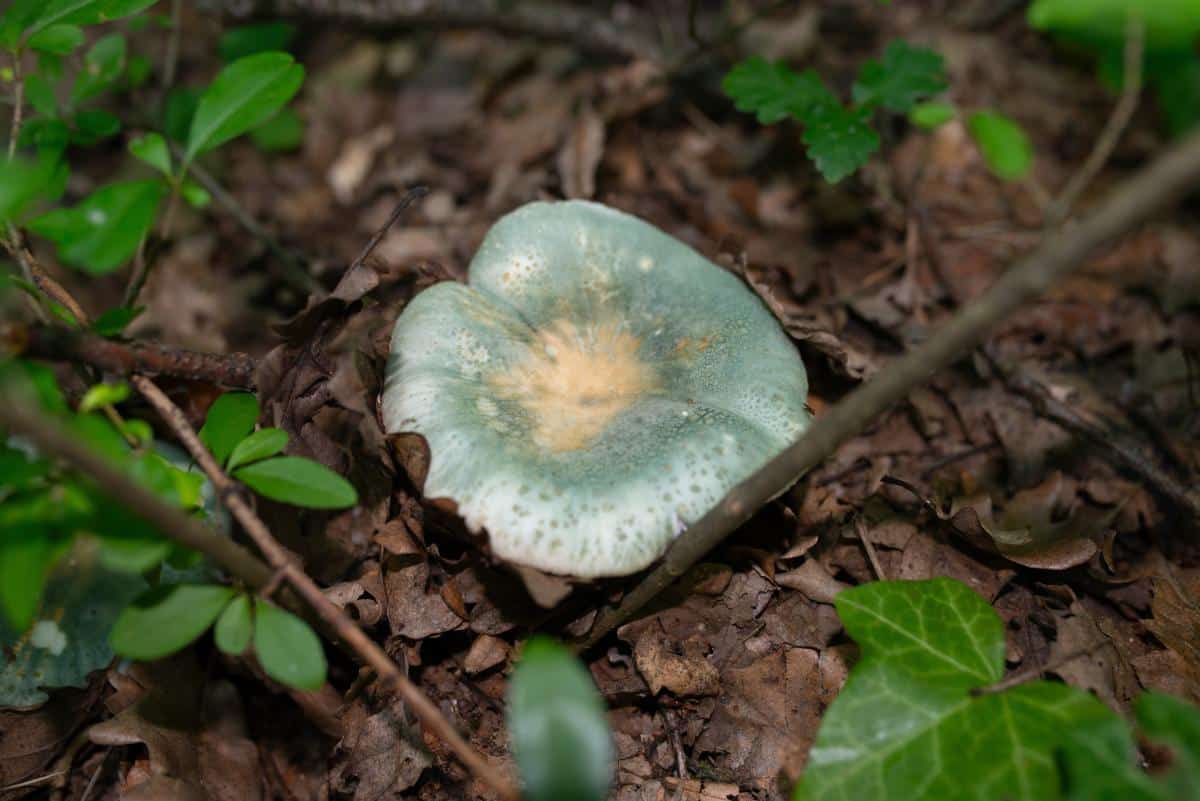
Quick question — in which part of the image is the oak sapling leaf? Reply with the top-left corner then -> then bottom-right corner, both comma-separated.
853,40 -> 948,113
722,57 -> 839,124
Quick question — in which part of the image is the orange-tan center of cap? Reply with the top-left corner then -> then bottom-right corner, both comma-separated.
488,318 -> 658,452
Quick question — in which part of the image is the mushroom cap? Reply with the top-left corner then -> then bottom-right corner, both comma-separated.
383,201 -> 810,577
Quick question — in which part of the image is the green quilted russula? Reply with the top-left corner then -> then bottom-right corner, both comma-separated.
383,201 -> 810,577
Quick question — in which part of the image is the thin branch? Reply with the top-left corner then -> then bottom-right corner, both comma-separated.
1047,12 -> 1145,225
577,128 -> 1200,651
997,364 -> 1200,521
206,0 -> 664,62
129,375 -> 518,801
12,323 -> 258,389
972,643 -> 1103,696
0,399 -> 275,590
349,186 -> 429,274
7,49 -> 22,159
854,517 -> 887,581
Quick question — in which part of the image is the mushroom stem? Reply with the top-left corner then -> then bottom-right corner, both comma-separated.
579,127 -> 1200,651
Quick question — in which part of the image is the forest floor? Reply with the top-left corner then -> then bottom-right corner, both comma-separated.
3,2 -> 1199,800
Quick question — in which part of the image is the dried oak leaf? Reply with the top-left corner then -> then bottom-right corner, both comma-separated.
330,703 -> 431,801
1143,573 -> 1200,702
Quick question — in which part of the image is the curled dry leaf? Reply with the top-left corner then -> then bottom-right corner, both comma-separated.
632,630 -> 721,697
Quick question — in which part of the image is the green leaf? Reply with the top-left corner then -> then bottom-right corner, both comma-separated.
185,52 -> 305,163
0,527 -> 55,631
853,40 -> 948,113
0,0 -> 44,48
508,636 -> 613,801
71,108 -> 121,145
250,106 -> 304,152
198,392 -> 259,466
78,381 -> 130,413
226,427 -> 288,471
164,87 -> 199,143
28,179 -> 165,274
253,599 -> 325,690
128,132 -> 171,175
1028,0 -> 1200,53
214,593 -> 253,655
1061,707 -> 1168,801
1152,55 -> 1200,137
0,155 -> 62,223
70,32 -> 126,105
1137,693 -> 1200,795
109,583 -> 233,660
90,304 -> 143,337
802,106 -> 881,183
126,53 -> 152,88
234,456 -> 358,509
218,22 -> 297,63
795,578 -> 1116,801
21,0 -> 158,41
723,57 -> 840,125
180,179 -> 211,209
26,23 -> 84,55
24,72 -> 60,118
909,101 -> 957,130
967,110 -> 1033,180
1,539 -> 145,707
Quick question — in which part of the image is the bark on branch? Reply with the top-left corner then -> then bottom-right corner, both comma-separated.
204,0 -> 663,61
579,128 -> 1200,650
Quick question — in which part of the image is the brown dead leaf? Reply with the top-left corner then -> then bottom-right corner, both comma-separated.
464,635 -> 510,675
0,689 -> 98,800
330,703 -> 431,801
1143,573 -> 1200,701
632,630 -> 720,697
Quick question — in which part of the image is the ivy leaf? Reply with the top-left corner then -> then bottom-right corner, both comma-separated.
967,110 -> 1033,180
853,40 -> 948,113
214,593 -> 253,656
28,179 -> 165,274
253,599 -> 326,690
109,583 -> 233,660
185,52 -> 305,163
801,106 -> 881,183
722,57 -> 839,125
234,456 -> 358,509
508,637 -> 614,801
128,132 -> 171,176
795,578 -> 1115,801
198,392 -> 259,467
226,427 -> 288,472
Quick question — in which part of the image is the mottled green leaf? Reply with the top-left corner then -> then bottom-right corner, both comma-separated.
508,636 -> 613,801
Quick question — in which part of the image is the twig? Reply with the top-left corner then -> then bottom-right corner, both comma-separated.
577,128 -> 1200,651
349,186 -> 429,273
12,323 -> 258,389
999,365 -> 1200,521
971,643 -> 1103,696
128,375 -> 518,801
1047,13 -> 1145,225
206,0 -> 664,62
161,0 -> 183,94
0,399 -> 276,589
854,517 -> 887,581
26,257 -> 90,324
169,141 -> 317,293
7,49 -> 22,159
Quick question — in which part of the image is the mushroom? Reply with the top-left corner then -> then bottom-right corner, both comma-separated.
382,201 -> 810,578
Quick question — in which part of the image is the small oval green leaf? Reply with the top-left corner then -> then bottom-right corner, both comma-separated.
198,392 -> 259,467
129,132 -> 171,175
226,427 -> 288,472
185,52 -> 305,162
214,594 -> 253,656
234,456 -> 357,509
110,584 -> 234,660
508,636 -> 614,801
967,110 -> 1033,181
253,599 -> 325,690
909,101 -> 957,130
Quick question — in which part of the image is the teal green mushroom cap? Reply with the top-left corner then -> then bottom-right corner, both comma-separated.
382,201 -> 810,578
